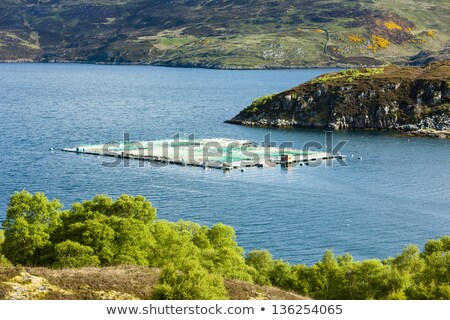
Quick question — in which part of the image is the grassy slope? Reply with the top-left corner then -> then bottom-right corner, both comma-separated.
0,266 -> 307,300
0,0 -> 448,67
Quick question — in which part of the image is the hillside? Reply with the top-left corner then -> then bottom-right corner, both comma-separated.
0,266 -> 306,300
226,61 -> 450,138
0,0 -> 448,68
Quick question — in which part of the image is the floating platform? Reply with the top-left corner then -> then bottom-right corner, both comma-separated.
62,138 -> 344,170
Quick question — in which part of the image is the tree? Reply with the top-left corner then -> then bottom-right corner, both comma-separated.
152,260 -> 228,300
207,223 -> 240,250
53,240 -> 100,268
200,246 -> 253,281
393,245 -> 424,274
200,223 -> 251,281
54,194 -> 158,267
77,194 -> 114,216
423,236 -> 450,256
106,216 -> 154,266
64,218 -> 115,265
407,251 -> 450,299
111,195 -> 157,223
65,194 -> 157,224
269,260 -> 294,290
148,221 -> 200,268
174,221 -> 212,250
2,191 -> 62,265
338,259 -> 405,299
291,264 -> 312,296
307,250 -> 342,299
246,250 -> 274,285
4,191 -> 62,230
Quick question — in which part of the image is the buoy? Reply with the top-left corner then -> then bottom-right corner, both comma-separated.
350,154 -> 354,158
50,147 -> 54,151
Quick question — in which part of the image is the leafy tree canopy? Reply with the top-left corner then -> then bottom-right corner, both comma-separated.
1,191 -> 450,300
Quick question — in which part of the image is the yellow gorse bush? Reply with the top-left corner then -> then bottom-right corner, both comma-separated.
368,35 -> 390,53
348,34 -> 364,43
385,21 -> 402,30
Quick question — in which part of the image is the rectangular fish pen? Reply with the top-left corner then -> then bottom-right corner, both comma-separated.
62,138 -> 344,170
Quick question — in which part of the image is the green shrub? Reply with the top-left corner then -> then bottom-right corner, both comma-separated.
0,254 -> 12,267
152,260 -> 228,300
242,94 -> 276,114
246,250 -> 274,285
310,67 -> 385,84
2,191 -> 62,265
148,221 -> 201,268
53,240 -> 100,268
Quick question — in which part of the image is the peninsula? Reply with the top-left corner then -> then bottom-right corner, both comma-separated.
226,61 -> 450,138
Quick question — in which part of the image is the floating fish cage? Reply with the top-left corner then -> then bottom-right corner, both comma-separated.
63,138 -> 343,170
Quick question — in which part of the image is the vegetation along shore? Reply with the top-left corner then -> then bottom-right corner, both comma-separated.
1,191 -> 450,300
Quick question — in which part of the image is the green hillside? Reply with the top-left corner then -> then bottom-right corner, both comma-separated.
0,0 -> 448,67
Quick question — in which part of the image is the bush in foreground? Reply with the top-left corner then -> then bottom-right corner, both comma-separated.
152,260 -> 228,300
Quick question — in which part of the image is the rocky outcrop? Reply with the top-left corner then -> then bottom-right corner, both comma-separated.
226,61 -> 450,138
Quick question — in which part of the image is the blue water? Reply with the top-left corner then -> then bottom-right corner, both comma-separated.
0,63 -> 449,265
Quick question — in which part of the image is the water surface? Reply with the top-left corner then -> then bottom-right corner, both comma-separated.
0,63 -> 449,264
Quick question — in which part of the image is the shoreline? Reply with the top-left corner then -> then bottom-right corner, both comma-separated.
0,59 -> 384,71
404,128 -> 450,139
225,120 -> 450,139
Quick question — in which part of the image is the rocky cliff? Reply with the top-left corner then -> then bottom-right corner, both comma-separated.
227,61 -> 450,138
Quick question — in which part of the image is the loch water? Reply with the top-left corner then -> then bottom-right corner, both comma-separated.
1,63 -> 449,264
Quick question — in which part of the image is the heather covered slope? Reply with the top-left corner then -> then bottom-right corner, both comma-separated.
0,0 -> 448,68
226,61 -> 450,137
0,267 -> 306,300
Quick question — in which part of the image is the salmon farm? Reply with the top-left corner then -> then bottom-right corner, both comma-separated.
62,138 -> 345,170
